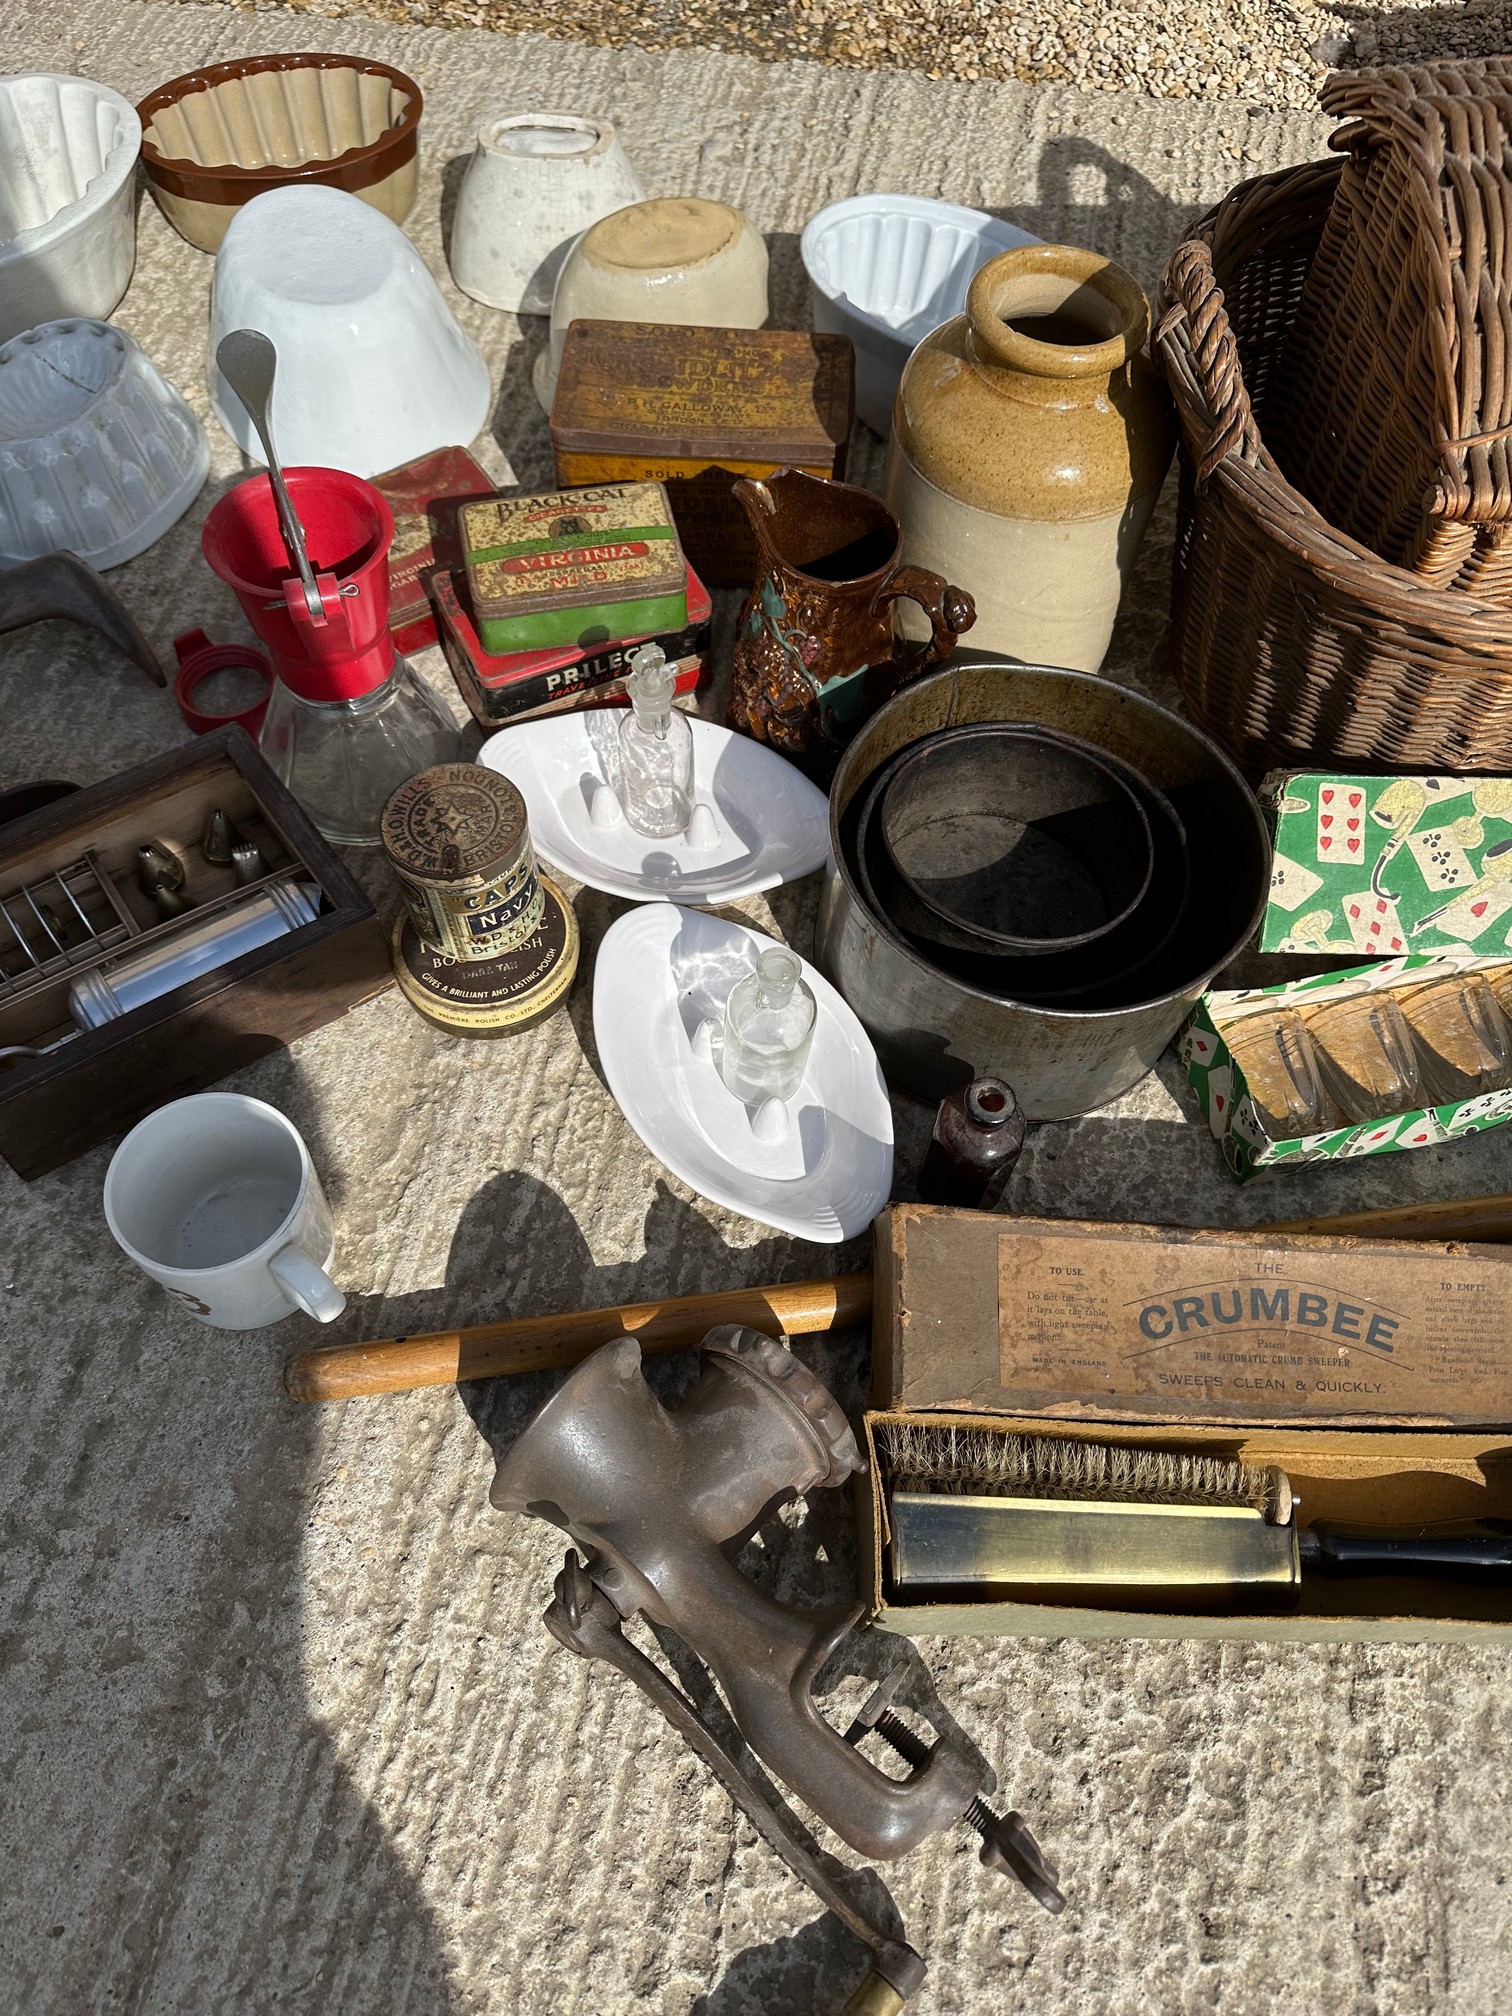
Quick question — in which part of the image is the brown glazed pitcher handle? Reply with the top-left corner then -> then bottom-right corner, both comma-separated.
874,565 -> 976,686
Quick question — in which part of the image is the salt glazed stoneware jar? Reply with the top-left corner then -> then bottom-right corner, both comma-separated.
885,243 -> 1174,672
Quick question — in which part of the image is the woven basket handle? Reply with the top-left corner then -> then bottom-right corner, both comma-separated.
1155,240 -> 1261,486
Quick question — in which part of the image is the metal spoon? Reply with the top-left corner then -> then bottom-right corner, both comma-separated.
215,328 -> 324,623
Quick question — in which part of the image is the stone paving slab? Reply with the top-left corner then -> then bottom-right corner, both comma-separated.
0,6 -> 1508,2013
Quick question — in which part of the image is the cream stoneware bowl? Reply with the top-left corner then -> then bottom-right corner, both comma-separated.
534,196 -> 768,409
451,111 -> 644,314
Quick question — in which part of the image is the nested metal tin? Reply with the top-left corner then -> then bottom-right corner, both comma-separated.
380,763 -> 545,961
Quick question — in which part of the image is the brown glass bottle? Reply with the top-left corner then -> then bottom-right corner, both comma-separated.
918,1076 -> 1026,1209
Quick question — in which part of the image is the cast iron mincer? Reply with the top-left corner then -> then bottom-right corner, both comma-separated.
492,1324 -> 1064,2012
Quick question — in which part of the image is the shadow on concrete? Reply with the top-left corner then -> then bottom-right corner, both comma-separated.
0,1045 -> 459,2011
999,135 -> 1196,287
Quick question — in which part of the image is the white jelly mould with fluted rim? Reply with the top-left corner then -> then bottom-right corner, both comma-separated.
450,112 -> 644,315
477,711 -> 830,904
208,183 -> 492,478
0,319 -> 210,569
801,193 -> 1038,435
0,73 -> 141,346
593,902 -> 893,1243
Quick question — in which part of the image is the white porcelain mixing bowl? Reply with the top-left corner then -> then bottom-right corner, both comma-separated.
209,183 -> 492,477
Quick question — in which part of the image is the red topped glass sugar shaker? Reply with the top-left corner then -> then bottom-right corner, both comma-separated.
918,1076 -> 1026,1209
202,466 -> 458,845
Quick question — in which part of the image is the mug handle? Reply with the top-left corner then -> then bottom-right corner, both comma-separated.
874,566 -> 977,690
269,1244 -> 346,1324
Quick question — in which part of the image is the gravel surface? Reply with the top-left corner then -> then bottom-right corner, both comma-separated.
175,0 -> 1512,108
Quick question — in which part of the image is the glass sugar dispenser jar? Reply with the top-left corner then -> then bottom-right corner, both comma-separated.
618,643 -> 693,838
202,467 -> 459,845
721,947 -> 817,1105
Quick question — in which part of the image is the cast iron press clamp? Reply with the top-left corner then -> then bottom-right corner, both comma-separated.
493,1325 -> 1065,2012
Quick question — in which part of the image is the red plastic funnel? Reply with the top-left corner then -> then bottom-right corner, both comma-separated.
202,468 -> 396,702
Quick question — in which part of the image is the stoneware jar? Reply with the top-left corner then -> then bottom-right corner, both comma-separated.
885,243 -> 1174,672
450,112 -> 644,314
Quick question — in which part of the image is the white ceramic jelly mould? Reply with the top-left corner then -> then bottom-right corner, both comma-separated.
0,319 -> 210,570
801,193 -> 1038,434
0,73 -> 141,345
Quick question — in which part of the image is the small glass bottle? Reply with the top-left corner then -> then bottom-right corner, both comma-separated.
720,948 -> 817,1104
618,643 -> 693,838
259,656 -> 460,848
919,1076 -> 1026,1209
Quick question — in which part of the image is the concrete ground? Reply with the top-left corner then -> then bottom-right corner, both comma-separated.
2,3 -> 1510,2011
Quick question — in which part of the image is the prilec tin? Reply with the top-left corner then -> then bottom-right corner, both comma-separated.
380,764 -> 545,962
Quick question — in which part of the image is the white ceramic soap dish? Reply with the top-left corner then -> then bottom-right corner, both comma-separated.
478,711 -> 829,904
593,904 -> 893,1242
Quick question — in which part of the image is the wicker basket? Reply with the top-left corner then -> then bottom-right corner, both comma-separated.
1265,59 -> 1512,598
1155,155 -> 1512,778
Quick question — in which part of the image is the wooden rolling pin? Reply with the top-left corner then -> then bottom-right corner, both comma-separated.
285,1272 -> 874,1402
285,1191 -> 1512,1403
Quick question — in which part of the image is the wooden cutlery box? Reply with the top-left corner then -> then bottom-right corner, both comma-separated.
0,727 -> 390,1179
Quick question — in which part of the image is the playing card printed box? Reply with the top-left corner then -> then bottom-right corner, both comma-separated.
1183,953 -> 1512,1182
1259,770 -> 1512,956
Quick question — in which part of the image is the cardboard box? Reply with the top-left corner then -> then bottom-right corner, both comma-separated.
861,1204 -> 1512,1644
433,564 -> 710,729
1183,951 -> 1512,1181
372,446 -> 496,656
1260,770 -> 1512,956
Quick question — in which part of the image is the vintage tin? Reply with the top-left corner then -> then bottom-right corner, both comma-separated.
549,321 -> 855,584
459,480 -> 688,655
433,561 -> 711,729
389,877 -> 579,1036
380,764 -> 545,963
371,446 -> 496,655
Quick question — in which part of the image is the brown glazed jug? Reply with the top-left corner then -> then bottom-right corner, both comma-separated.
727,468 -> 974,770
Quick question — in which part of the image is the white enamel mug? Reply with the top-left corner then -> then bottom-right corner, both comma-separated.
104,1093 -> 346,1330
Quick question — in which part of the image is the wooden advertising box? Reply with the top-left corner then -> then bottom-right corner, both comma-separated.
862,1204 -> 1512,1646
549,321 -> 855,586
